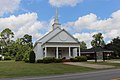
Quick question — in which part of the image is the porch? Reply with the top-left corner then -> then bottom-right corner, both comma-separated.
43,47 -> 80,59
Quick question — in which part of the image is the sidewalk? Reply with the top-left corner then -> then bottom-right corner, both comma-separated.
64,62 -> 115,69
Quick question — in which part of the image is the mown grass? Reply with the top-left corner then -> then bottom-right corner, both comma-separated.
0,61 -> 95,78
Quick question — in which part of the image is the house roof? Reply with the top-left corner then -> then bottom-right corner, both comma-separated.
37,27 -> 61,42
46,29 -> 80,44
34,27 -> 80,47
81,47 -> 114,54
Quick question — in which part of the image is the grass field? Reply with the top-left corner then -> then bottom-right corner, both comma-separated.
0,61 -> 95,78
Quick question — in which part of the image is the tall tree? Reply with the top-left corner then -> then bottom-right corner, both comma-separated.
105,37 -> 120,57
14,34 -> 33,61
23,34 -> 33,47
1,28 -> 14,46
80,41 -> 87,49
91,33 -> 105,48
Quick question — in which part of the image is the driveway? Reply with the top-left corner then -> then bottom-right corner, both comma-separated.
1,69 -> 120,80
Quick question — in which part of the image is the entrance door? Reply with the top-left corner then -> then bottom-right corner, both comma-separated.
58,50 -> 62,58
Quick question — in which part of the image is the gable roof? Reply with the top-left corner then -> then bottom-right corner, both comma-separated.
44,29 -> 80,44
34,27 -> 61,47
34,27 -> 80,47
37,27 -> 61,42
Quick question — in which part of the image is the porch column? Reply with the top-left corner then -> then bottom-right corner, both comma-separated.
45,47 -> 47,57
56,47 -> 58,59
69,47 -> 71,58
79,47 -> 81,56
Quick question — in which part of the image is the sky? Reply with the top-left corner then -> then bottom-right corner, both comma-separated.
0,0 -> 120,48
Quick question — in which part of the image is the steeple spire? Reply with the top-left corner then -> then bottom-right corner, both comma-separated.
52,7 -> 61,30
55,7 -> 59,23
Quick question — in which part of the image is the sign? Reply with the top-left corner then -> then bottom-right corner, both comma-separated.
96,52 -> 103,60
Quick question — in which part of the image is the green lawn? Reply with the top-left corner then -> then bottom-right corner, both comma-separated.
0,61 -> 95,78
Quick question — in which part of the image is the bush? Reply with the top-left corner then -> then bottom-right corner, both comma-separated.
62,59 -> 71,62
29,51 -> 36,63
0,57 -> 1,60
15,54 -> 23,61
75,56 -> 87,62
4,56 -> 11,60
54,59 -> 62,63
70,58 -> 78,62
37,59 -> 43,63
43,57 -> 55,63
24,59 -> 29,63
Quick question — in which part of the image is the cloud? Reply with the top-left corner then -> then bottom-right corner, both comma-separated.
67,10 -> 120,31
73,32 -> 97,48
49,0 -> 83,7
0,0 -> 21,16
66,10 -> 120,48
0,12 -> 46,41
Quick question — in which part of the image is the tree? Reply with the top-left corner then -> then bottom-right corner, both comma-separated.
105,37 -> 120,58
14,34 -> 33,61
23,34 -> 33,48
29,51 -> 35,63
80,41 -> 87,49
91,33 -> 105,48
1,28 -> 14,46
0,28 -> 33,61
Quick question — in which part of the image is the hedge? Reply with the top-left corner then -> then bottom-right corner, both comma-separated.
37,59 -> 43,63
54,59 -> 62,63
75,56 -> 87,62
70,58 -> 78,62
43,57 -> 55,63
4,56 -> 11,60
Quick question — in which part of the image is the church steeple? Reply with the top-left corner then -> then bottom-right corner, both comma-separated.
52,7 -> 61,30
55,8 -> 59,24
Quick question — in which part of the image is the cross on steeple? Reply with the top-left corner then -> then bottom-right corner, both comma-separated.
52,7 -> 61,30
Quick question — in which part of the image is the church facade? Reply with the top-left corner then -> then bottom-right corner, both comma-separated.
33,10 -> 80,60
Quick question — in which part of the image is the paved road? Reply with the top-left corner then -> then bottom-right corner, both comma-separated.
1,69 -> 120,80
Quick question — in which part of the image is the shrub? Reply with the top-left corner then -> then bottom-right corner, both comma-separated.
62,57 -> 66,60
54,59 -> 62,63
29,51 -> 36,63
75,56 -> 87,62
24,59 -> 29,63
62,59 -> 71,62
15,53 -> 23,61
4,56 -> 11,60
0,57 -> 1,60
70,58 -> 78,62
37,59 -> 43,63
43,57 -> 55,63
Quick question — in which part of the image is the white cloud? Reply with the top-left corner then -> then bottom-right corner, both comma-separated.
0,0 -> 21,16
0,13 -> 45,41
67,13 -> 97,31
73,32 -> 97,48
66,10 -> 120,48
67,10 -> 120,31
49,0 -> 83,7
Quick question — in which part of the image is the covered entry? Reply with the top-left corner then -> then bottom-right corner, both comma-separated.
43,44 -> 80,59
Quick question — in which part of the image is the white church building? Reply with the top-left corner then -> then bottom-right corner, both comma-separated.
33,9 -> 80,60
